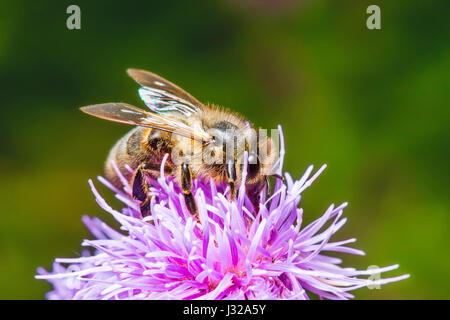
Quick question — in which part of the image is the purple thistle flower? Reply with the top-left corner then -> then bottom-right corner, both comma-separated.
36,126 -> 408,300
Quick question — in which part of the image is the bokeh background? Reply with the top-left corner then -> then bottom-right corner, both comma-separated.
0,0 -> 448,299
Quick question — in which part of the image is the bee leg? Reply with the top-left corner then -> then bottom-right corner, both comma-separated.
270,173 -> 285,183
139,197 -> 151,218
247,179 -> 266,215
265,174 -> 284,195
226,160 -> 237,201
132,163 -> 174,218
181,163 -> 198,215
131,164 -> 152,217
265,176 -> 271,194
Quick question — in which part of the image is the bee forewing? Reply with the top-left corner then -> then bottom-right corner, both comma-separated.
127,68 -> 204,116
80,103 -> 151,126
80,103 -> 212,144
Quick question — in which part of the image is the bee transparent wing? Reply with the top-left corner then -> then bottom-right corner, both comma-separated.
80,103 -> 212,143
127,68 -> 204,117
81,103 -> 151,126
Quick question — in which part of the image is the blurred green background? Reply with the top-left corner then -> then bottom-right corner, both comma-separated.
0,0 -> 448,299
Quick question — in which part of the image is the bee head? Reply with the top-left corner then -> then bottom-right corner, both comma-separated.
204,120 -> 274,183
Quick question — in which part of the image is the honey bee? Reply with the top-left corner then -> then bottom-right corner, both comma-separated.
81,69 -> 278,216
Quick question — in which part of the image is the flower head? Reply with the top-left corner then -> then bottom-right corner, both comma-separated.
36,126 -> 408,299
